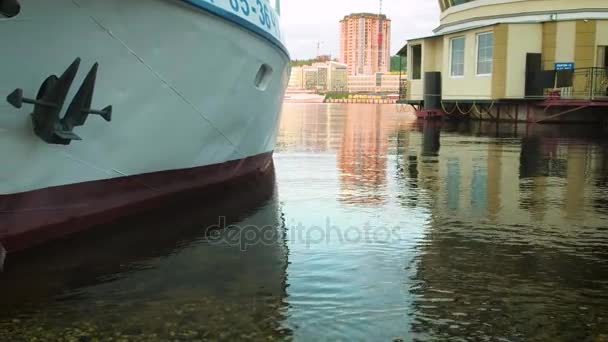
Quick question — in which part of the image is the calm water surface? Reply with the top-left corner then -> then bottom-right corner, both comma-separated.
1,103 -> 608,341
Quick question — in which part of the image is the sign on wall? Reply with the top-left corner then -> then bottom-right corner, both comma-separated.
555,62 -> 575,71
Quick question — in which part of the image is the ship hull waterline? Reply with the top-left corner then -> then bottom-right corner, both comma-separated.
0,0 -> 289,253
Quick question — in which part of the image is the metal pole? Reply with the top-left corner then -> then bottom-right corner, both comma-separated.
589,68 -> 595,101
399,56 -> 403,98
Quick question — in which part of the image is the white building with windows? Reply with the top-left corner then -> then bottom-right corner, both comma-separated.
294,62 -> 348,92
303,67 -> 319,90
327,61 -> 348,92
347,73 -> 401,93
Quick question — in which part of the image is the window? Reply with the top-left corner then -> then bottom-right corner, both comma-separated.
450,37 -> 465,77
600,46 -> 608,68
411,44 -> 422,80
476,32 -> 493,75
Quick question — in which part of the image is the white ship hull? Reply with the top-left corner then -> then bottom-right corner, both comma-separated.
0,0 -> 289,252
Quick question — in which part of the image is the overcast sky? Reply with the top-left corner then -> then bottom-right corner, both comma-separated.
280,0 -> 441,59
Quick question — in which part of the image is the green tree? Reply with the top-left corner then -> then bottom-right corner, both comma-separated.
290,59 -> 320,67
390,56 -> 407,73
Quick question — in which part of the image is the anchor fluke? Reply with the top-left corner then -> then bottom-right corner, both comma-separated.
63,62 -> 112,129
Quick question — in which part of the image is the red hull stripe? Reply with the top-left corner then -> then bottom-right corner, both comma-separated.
0,152 -> 273,252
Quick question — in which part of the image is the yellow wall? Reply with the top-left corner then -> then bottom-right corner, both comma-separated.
505,23 -> 542,98
574,20 -> 597,69
542,22 -> 556,70
442,27 -> 493,100
492,24 -> 508,98
424,37 -> 444,72
597,21 -> 608,67
441,0 -> 608,26
598,21 -> 608,46
406,18 -> 608,101
555,21 -> 576,63
408,80 -> 423,100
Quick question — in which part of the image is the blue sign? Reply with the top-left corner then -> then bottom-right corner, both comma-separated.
555,62 -> 575,71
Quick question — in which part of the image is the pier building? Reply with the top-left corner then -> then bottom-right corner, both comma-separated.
398,0 -> 608,123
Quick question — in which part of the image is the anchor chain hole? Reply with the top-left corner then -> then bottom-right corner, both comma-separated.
0,0 -> 20,18
254,64 -> 273,91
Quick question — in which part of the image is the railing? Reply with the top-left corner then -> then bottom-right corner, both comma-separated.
399,79 -> 408,100
547,67 -> 608,101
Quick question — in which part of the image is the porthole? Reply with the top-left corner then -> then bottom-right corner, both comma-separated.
0,0 -> 20,18
254,64 -> 273,91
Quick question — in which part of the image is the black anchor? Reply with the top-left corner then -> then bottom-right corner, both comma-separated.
6,58 -> 112,145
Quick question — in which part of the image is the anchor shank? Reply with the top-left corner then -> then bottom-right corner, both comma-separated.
22,98 -> 58,108
82,108 -> 106,115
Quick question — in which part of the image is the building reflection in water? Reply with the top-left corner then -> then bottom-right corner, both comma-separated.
395,126 -> 420,208
278,103 -> 608,339
0,166 -> 290,341
277,103 -> 346,153
278,104 -> 608,339
338,105 -> 392,205
486,140 -> 502,222
278,103 -> 412,206
519,136 -> 551,222
421,121 -> 441,157
401,122 -> 608,340
594,144 -> 608,213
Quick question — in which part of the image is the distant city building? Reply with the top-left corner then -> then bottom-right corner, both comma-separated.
340,13 -> 391,76
288,66 -> 304,89
288,61 -> 348,92
347,73 -> 400,93
315,63 -> 329,90
303,67 -> 319,90
316,54 -> 332,63
328,62 -> 348,92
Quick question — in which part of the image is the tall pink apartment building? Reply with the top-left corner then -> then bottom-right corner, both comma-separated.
339,13 -> 391,76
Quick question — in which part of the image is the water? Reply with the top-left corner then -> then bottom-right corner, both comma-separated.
2,103 -> 608,341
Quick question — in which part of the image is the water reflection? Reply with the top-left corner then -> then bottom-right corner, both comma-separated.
338,105 -> 392,205
277,104 -> 608,340
0,167 -> 290,341
401,121 -> 608,341
421,122 -> 441,157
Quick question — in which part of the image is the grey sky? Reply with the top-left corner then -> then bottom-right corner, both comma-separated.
281,0 -> 441,59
